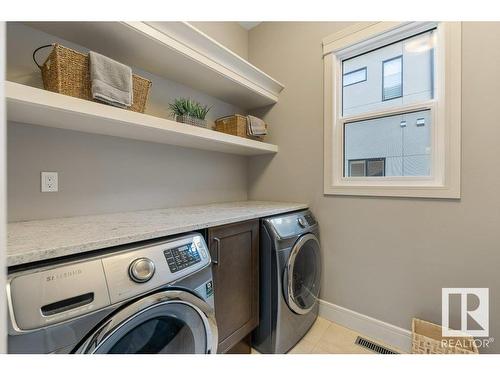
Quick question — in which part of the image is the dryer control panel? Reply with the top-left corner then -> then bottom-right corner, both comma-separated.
266,210 -> 317,239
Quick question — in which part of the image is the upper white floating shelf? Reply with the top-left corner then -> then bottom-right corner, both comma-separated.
24,21 -> 285,110
6,82 -> 278,156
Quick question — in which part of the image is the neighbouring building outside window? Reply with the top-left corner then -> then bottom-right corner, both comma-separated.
342,30 -> 434,177
342,29 -> 435,117
344,109 -> 431,177
382,55 -> 403,101
348,158 -> 386,177
323,22 -> 462,198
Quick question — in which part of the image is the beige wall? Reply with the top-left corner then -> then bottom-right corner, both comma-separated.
248,22 -> 500,353
6,22 -> 249,221
8,123 -> 248,221
190,22 -> 248,60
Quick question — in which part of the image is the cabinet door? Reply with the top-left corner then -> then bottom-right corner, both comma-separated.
208,219 -> 259,353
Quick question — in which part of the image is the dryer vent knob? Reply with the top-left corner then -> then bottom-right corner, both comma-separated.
297,217 -> 307,228
129,258 -> 156,283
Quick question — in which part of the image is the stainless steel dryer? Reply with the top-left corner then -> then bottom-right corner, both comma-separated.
252,210 -> 321,354
7,233 -> 218,354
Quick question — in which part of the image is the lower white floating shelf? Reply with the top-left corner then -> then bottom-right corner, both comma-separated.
5,82 -> 278,156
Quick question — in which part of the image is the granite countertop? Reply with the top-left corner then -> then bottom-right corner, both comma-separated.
7,201 -> 308,267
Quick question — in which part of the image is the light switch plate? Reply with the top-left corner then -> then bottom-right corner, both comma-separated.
41,172 -> 58,192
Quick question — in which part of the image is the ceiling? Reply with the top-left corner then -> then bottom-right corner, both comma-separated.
238,22 -> 261,30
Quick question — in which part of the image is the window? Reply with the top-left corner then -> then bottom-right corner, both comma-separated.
323,22 -> 462,198
342,29 -> 435,116
344,110 -> 431,177
348,158 -> 386,177
343,67 -> 367,87
382,56 -> 403,101
348,160 -> 365,177
366,158 -> 385,176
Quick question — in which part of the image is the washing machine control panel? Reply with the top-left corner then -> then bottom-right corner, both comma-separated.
129,257 -> 156,283
7,233 -> 211,332
101,233 -> 210,304
163,242 -> 202,273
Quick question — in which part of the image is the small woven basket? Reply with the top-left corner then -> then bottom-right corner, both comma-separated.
214,114 -> 264,141
411,318 -> 479,354
176,115 -> 208,128
33,43 -> 152,113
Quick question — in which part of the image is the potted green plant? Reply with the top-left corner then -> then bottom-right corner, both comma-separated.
169,98 -> 212,128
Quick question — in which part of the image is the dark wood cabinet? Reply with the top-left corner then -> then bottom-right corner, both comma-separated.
208,219 -> 259,354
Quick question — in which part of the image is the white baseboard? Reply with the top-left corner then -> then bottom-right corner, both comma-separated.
318,299 -> 412,353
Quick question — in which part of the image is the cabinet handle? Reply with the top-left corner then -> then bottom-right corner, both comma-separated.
212,237 -> 221,265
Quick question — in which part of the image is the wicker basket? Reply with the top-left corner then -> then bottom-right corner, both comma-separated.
214,114 -> 265,141
411,318 -> 479,354
33,44 -> 152,113
176,115 -> 208,128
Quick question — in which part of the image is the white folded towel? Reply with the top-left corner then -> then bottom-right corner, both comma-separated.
89,51 -> 133,108
247,115 -> 267,136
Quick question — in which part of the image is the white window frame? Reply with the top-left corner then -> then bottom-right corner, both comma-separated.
323,22 -> 461,198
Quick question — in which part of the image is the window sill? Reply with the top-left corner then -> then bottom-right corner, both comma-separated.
323,184 -> 461,199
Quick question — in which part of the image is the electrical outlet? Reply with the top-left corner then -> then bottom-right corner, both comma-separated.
41,172 -> 58,192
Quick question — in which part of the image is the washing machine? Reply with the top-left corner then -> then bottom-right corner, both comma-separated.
252,210 -> 321,354
7,233 -> 218,354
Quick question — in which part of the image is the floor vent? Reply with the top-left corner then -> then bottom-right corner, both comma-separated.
355,336 -> 398,354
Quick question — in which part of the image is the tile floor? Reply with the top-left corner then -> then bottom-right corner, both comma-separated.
252,317 -> 402,354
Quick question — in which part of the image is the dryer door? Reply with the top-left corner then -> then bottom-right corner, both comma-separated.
74,290 -> 217,354
284,233 -> 321,315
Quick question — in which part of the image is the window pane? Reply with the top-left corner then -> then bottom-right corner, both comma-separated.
348,158 -> 386,177
383,56 -> 402,100
367,158 -> 385,176
342,29 -> 435,116
343,67 -> 367,86
349,160 -> 366,176
344,110 -> 431,177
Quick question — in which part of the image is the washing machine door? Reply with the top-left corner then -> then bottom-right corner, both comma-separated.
74,289 -> 217,354
284,233 -> 321,315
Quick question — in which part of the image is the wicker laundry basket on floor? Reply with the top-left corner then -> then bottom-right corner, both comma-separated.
33,43 -> 152,113
411,318 -> 479,354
